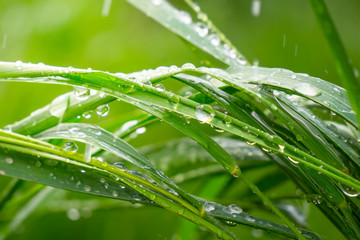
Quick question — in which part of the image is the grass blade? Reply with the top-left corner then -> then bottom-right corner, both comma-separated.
308,0 -> 360,128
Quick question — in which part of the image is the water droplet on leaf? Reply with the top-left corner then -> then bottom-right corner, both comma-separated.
293,83 -> 322,97
195,105 -> 215,123
96,104 -> 110,117
62,142 -> 78,153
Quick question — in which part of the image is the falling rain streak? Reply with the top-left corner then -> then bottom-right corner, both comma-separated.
102,0 -> 112,17
251,0 -> 261,17
2,34 -> 7,49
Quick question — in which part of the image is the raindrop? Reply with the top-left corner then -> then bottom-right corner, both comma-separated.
223,114 -> 232,127
195,105 -> 215,123
339,183 -> 359,197
155,83 -> 165,92
251,0 -> 261,17
208,34 -> 220,46
245,215 -> 256,223
62,142 -> 78,153
5,157 -> 13,164
251,229 -> 264,238
293,83 -> 322,97
288,156 -> 299,165
112,191 -> 118,197
67,208 -> 80,221
278,145 -> 285,153
204,202 -> 215,212
227,204 -> 242,214
113,162 -> 127,171
152,0 -> 163,5
178,11 -> 192,25
136,127 -> 146,134
35,161 -> 42,168
74,86 -> 91,101
194,22 -> 209,37
83,185 -> 92,192
82,110 -> 92,119
96,104 -> 110,117
181,63 -> 196,69
246,141 -> 256,146
15,60 -> 23,69
224,221 -> 238,226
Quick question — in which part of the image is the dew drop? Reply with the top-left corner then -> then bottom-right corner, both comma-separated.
15,60 -> 23,69
251,229 -> 264,238
155,83 -> 165,92
5,157 -> 13,164
96,104 -> 110,117
62,142 -> 78,153
195,105 -> 215,123
288,156 -> 299,164
74,86 -> 91,101
224,221 -> 238,226
112,191 -> 119,197
178,11 -> 192,24
82,110 -> 92,119
181,63 -> 196,69
245,215 -> 256,223
136,127 -> 146,134
67,208 -> 80,221
83,185 -> 92,192
208,34 -> 220,46
246,141 -> 256,146
35,161 -> 42,168
204,202 -> 215,212
152,0 -> 163,5
278,145 -> 285,153
293,83 -> 322,97
339,183 -> 359,197
228,204 -> 242,214
224,114 -> 232,127
194,22 -> 209,37
113,162 -> 127,170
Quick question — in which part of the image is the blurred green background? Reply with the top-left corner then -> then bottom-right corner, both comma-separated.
0,0 -> 359,239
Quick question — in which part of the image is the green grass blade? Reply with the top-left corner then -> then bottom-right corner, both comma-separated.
35,123 -> 202,215
0,62 -> 358,193
0,130 -> 236,239
308,0 -> 360,128
201,199 -> 321,240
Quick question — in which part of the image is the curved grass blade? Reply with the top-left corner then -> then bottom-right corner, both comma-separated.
227,66 -> 357,127
308,0 -> 360,128
142,137 -> 271,182
127,0 -> 247,67
35,123 -> 203,214
0,129 -> 236,240
201,200 -> 321,240
0,62 -> 359,194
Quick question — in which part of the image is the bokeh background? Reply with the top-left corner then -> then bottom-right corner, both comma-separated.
0,0 -> 359,239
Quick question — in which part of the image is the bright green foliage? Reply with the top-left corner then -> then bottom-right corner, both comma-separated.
0,0 -> 359,239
